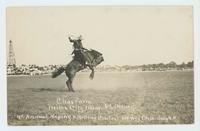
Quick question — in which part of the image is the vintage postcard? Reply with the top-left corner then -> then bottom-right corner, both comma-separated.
6,6 -> 194,126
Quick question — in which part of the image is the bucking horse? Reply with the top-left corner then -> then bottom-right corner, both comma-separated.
52,49 -> 104,92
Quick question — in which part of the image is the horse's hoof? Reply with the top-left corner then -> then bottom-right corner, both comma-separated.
68,90 -> 75,92
89,75 -> 94,80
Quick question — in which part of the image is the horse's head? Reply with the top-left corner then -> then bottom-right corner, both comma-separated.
95,55 -> 104,66
90,49 -> 104,67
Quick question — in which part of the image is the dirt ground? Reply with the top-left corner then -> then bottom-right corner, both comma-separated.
7,71 -> 194,125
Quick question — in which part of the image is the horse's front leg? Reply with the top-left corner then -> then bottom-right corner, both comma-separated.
87,65 -> 94,80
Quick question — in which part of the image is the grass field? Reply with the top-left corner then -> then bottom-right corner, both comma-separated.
7,71 -> 194,125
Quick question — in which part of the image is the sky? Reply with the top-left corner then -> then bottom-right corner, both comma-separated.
6,6 -> 193,66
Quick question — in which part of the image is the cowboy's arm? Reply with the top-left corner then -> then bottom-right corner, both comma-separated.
68,37 -> 75,43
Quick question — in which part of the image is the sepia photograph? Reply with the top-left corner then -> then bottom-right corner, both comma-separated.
6,6 -> 194,126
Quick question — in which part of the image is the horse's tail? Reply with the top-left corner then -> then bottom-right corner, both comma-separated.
52,66 -> 65,78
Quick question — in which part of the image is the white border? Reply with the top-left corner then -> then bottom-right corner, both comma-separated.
0,0 -> 200,131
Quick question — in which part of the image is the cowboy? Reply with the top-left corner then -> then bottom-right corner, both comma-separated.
68,35 -> 89,67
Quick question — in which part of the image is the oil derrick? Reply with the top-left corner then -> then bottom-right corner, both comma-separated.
8,40 -> 16,66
